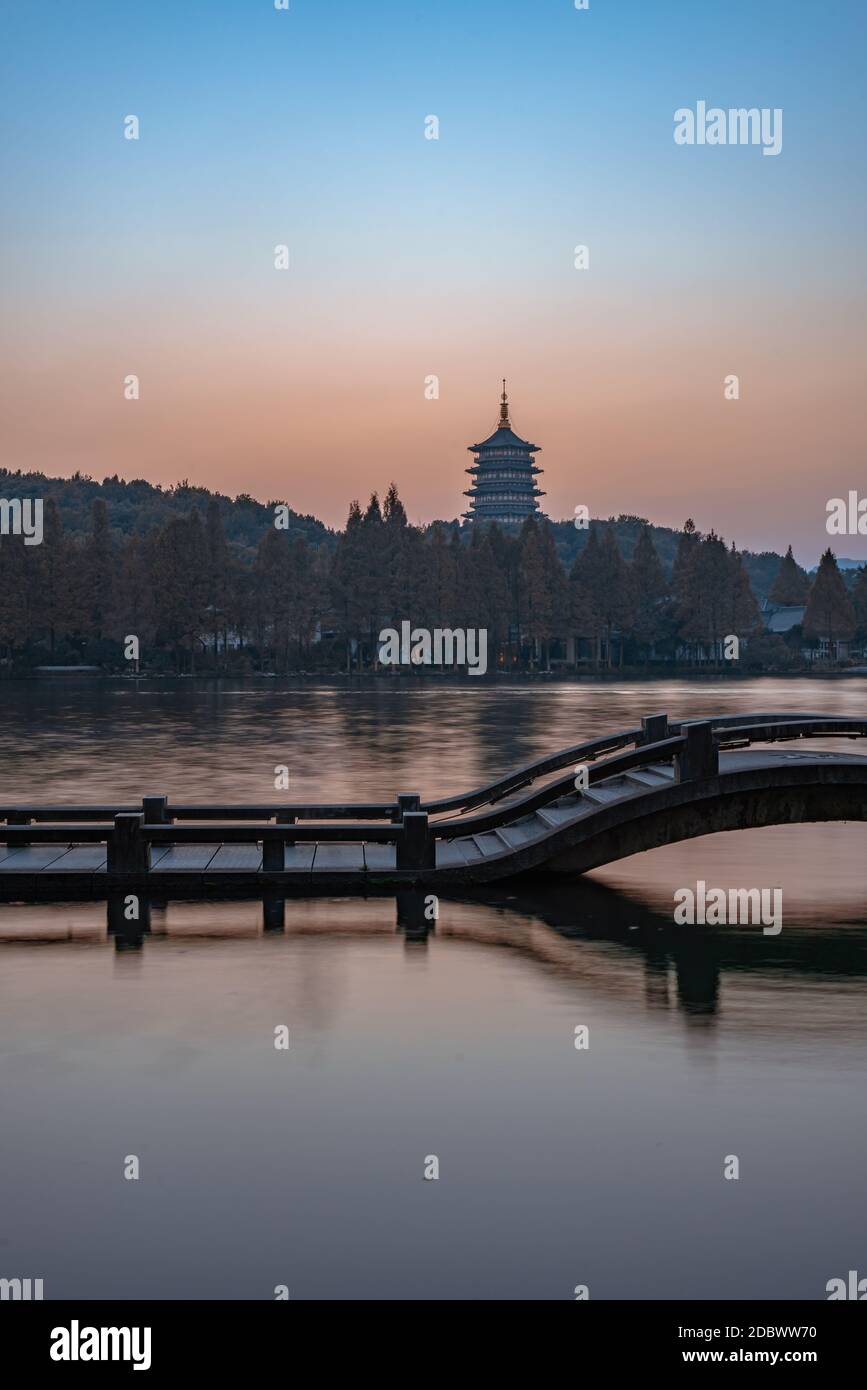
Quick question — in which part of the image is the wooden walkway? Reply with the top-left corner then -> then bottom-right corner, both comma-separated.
1,713 -> 866,898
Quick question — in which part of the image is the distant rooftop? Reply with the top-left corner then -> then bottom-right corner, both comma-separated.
762,603 -> 806,634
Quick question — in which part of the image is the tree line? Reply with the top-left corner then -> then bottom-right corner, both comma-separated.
0,485 -> 864,674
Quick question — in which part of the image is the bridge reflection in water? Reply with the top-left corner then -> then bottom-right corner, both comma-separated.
0,877 -> 862,1028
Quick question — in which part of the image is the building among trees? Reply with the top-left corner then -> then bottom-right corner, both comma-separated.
463,383 -> 545,524
1,467 -> 865,677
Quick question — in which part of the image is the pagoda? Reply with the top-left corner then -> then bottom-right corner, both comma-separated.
462,382 -> 545,524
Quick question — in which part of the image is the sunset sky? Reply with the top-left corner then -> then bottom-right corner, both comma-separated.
1,0 -> 865,563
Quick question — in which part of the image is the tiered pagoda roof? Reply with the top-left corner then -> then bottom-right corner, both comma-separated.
462,382 -> 545,524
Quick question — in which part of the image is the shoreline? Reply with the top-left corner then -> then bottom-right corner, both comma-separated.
3,668 -> 866,687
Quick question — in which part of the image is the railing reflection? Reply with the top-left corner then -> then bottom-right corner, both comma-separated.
0,884 -> 864,1036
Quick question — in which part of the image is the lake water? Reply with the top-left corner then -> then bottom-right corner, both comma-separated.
1,677 -> 865,1300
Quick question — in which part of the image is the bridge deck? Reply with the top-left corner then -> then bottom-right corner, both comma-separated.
2,747 -> 864,897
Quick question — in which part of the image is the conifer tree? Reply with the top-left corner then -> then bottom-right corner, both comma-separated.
393,524 -> 430,632
254,526 -> 292,670
628,524 -> 668,661
359,493 -> 385,663
381,482 -> 409,622
727,543 -> 761,638
576,526 -> 631,667
1,475 -> 838,677
518,517 -> 567,670
447,526 -> 470,628
769,544 -> 809,605
330,500 -> 366,670
34,498 -> 70,657
803,549 -> 856,654
678,531 -> 731,662
572,528 -> 604,666
485,522 -> 521,663
567,563 -> 598,668
205,497 -> 230,661
288,536 -> 319,663
672,518 -> 701,610
852,565 -> 867,639
0,534 -> 33,653
426,522 -> 458,627
116,534 -> 152,659
151,510 -> 210,671
467,527 -> 509,652
79,498 -> 115,641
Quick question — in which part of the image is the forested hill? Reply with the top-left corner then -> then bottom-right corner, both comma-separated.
546,515 -> 785,600
0,468 -> 332,550
0,468 -> 786,597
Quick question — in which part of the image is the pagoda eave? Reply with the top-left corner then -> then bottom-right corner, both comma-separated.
465,465 -> 543,476
467,444 -> 541,454
462,383 -> 545,523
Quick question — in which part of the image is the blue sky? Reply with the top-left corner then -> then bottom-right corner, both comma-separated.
1,0 -> 865,558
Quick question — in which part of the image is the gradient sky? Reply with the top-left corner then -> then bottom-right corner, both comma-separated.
1,0 -> 865,562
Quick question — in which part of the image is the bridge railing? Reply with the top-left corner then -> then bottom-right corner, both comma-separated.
434,735 -> 689,838
712,717 -> 867,746
0,714 -> 855,829
0,812 -> 437,873
1,714 -> 863,874
670,712 -> 832,733
431,713 -> 867,839
422,728 -> 645,816
0,800 -> 402,823
419,712 -> 853,818
422,711 -> 848,817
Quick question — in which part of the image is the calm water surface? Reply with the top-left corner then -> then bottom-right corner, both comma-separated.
1,677 -> 865,1299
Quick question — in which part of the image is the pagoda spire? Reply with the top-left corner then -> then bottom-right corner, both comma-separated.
463,382 -> 544,524
499,378 -> 511,429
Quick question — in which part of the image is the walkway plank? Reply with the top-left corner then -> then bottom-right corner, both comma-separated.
536,806 -> 579,828
449,837 -> 483,863
578,784 -> 630,805
365,844 -> 396,871
435,840 -> 470,868
207,845 -> 262,872
42,847 -> 107,872
1,847 -> 72,872
312,844 -> 367,871
472,832 -> 510,857
281,845 -> 315,872
625,769 -> 672,788
492,818 -> 543,849
150,845 -> 219,872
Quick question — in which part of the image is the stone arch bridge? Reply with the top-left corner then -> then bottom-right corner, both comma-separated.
0,712 -> 865,896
